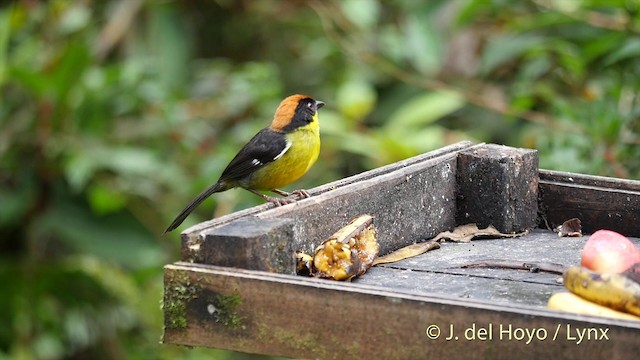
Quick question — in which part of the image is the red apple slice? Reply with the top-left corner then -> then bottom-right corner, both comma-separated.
581,230 -> 640,273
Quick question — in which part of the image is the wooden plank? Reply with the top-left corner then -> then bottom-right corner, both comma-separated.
539,170 -> 640,237
379,229 -> 583,277
357,230 -> 640,306
163,262 -> 640,360
541,170 -> 640,191
358,267 -> 562,307
456,144 -> 539,233
197,217 -> 295,272
182,145 -> 467,272
361,230 -> 579,303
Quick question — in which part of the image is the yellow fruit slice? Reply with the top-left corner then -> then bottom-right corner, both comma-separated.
548,292 -> 640,321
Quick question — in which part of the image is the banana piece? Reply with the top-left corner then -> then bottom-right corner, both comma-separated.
548,292 -> 640,321
563,266 -> 640,317
296,251 -> 314,276
310,214 -> 379,281
313,239 -> 360,281
351,223 -> 379,274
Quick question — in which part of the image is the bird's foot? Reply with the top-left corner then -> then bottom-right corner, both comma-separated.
272,188 -> 311,200
290,189 -> 311,199
264,195 -> 296,206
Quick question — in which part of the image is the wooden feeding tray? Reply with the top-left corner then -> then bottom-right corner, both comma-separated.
162,142 -> 640,359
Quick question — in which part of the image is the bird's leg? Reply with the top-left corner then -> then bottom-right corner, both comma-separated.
271,189 -> 291,197
247,189 -> 294,206
272,188 -> 310,200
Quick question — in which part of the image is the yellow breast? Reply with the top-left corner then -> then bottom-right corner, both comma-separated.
249,116 -> 320,190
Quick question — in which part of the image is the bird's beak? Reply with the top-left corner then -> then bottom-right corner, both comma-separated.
315,101 -> 325,110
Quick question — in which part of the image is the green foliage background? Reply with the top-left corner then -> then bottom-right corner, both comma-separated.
1,0 -> 638,358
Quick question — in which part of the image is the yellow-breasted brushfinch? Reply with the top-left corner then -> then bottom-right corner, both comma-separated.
164,94 -> 324,233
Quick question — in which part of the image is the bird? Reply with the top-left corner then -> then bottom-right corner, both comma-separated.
164,94 -> 324,233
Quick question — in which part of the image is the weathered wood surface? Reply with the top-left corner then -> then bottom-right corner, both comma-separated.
359,229 -> 640,306
196,217 -> 295,273
163,258 -> 640,360
538,170 -> 640,237
181,142 -> 480,273
456,144 -> 538,233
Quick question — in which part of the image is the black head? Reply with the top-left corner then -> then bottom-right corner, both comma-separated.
271,95 -> 324,132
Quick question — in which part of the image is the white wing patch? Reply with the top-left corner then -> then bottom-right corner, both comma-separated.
249,140 -> 290,168
273,140 -> 292,161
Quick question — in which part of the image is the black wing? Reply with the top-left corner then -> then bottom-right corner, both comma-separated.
219,128 -> 289,182
164,128 -> 288,233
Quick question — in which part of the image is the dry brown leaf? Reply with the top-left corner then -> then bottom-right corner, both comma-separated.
373,241 -> 440,265
554,218 -> 582,237
432,223 -> 527,243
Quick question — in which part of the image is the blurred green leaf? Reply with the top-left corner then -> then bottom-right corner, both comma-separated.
52,41 -> 91,102
340,0 -> 380,29
480,34 -> 545,74
385,91 -> 464,131
0,9 -> 10,86
32,334 -> 65,360
40,201 -> 165,269
65,144 -> 167,193
402,126 -> 447,151
336,78 -> 377,121
148,3 -> 191,91
102,147 -> 164,177
403,12 -> 442,75
318,108 -> 349,135
88,183 -> 127,215
9,67 -> 50,98
519,56 -> 551,80
0,172 -> 36,227
332,131 -> 380,159
604,37 -> 640,66
455,0 -> 485,26
65,149 -> 98,192
378,25 -> 408,64
63,255 -> 142,312
582,33 -> 624,63
57,3 -> 91,35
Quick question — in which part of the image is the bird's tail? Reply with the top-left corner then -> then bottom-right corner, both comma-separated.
163,181 -> 226,234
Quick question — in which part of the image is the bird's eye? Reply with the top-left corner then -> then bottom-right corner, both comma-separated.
306,102 -> 314,110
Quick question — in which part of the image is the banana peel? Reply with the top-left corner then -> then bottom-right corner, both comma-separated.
297,214 -> 379,281
550,265 -> 640,320
548,292 -> 640,321
563,266 -> 640,317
